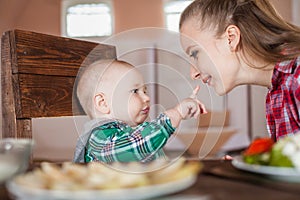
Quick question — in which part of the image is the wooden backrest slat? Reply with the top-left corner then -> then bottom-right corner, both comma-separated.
17,73 -> 79,118
12,30 -> 116,76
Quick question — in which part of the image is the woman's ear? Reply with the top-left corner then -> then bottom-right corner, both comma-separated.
94,93 -> 110,114
225,25 -> 240,52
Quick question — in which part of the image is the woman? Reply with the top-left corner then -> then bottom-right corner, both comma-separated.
179,0 -> 300,141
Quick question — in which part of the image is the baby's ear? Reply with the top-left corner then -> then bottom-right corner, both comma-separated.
94,93 -> 110,114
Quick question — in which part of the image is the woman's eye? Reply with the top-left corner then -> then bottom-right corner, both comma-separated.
131,89 -> 139,93
190,50 -> 199,60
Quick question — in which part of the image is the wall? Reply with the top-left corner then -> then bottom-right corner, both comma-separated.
0,0 -> 165,37
271,0 -> 292,22
0,0 -> 61,36
113,0 -> 164,33
292,0 -> 300,26
0,0 -> 294,47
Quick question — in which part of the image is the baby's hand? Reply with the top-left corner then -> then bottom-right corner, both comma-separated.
190,86 -> 207,114
164,86 -> 207,128
176,86 -> 207,119
176,98 -> 199,119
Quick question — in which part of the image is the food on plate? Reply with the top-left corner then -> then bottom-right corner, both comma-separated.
243,137 -> 274,165
243,133 -> 300,168
12,157 -> 202,191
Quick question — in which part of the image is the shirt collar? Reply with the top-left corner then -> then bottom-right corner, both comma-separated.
270,57 -> 299,90
274,58 -> 297,74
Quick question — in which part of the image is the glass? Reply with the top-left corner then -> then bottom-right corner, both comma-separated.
0,138 -> 34,183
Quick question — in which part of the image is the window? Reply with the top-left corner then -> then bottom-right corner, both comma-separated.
164,0 -> 193,32
62,0 -> 113,38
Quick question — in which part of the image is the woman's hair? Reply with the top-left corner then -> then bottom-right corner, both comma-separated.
180,0 -> 300,65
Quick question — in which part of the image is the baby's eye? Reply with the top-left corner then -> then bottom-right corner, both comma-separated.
131,89 -> 139,93
190,50 -> 199,60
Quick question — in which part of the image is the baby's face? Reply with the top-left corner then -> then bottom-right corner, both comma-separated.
107,66 -> 151,126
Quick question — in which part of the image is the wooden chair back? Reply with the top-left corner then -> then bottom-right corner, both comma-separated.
1,29 -> 116,138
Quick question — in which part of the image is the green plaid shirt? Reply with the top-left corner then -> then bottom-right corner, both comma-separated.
85,113 -> 175,163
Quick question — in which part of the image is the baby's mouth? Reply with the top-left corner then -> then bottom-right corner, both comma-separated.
141,107 -> 150,114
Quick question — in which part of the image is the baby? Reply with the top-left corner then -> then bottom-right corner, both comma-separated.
73,59 -> 207,163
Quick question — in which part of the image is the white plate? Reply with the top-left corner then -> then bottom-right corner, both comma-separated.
232,156 -> 300,182
6,174 -> 197,200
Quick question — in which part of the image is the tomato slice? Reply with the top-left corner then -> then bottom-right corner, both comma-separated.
243,138 -> 274,156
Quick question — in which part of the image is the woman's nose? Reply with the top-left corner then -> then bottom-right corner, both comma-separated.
190,65 -> 201,80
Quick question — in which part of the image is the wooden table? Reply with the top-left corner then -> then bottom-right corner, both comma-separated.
178,160 -> 300,199
1,160 -> 300,200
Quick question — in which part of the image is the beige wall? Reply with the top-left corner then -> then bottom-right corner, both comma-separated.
0,0 -> 61,36
0,0 -> 165,37
270,0 -> 292,22
113,0 -> 164,33
0,0 -> 294,42
0,0 -> 293,37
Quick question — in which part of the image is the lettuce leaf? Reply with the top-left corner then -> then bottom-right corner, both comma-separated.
243,153 -> 270,165
269,144 -> 293,167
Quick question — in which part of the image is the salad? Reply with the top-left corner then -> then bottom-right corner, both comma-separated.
243,133 -> 300,169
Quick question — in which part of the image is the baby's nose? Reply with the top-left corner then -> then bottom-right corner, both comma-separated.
143,93 -> 150,102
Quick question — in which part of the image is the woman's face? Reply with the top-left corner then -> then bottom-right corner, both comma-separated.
180,18 -> 240,96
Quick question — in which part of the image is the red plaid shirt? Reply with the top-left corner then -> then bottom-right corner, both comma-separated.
266,56 -> 300,141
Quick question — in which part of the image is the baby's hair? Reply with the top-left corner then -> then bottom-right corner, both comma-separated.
180,0 -> 300,66
76,59 -> 134,118
76,59 -> 114,118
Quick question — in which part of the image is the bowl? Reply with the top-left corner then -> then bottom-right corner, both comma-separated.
0,138 -> 34,183
176,127 -> 237,158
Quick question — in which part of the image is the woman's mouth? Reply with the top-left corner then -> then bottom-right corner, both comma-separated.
203,75 -> 212,85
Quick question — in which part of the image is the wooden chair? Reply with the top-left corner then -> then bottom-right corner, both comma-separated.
1,29 -> 116,139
